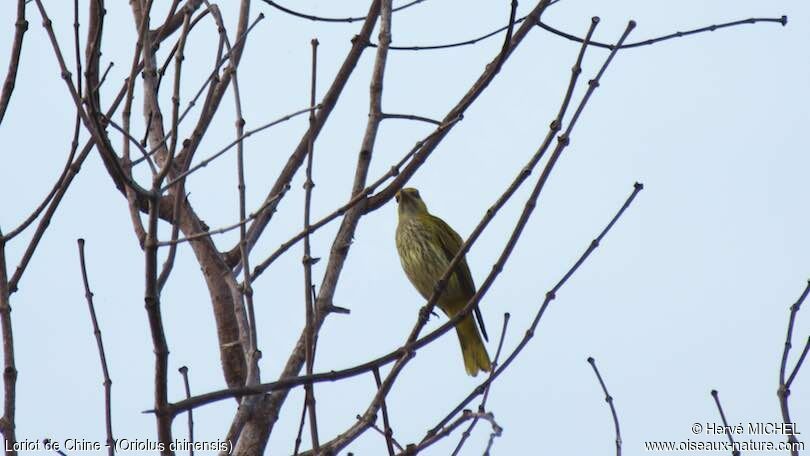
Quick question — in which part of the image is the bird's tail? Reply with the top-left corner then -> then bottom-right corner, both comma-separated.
455,312 -> 491,376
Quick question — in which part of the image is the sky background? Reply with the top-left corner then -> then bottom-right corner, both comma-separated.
1,0 -> 808,455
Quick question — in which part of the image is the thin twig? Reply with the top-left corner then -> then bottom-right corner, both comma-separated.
380,113 -> 441,125
42,439 -> 68,456
361,414 -> 404,453
4,110 -> 82,241
381,13 -> 783,51
83,0 -> 105,107
710,390 -> 739,456
777,280 -> 809,456
260,0 -> 425,23
7,74 -> 132,295
178,366 -> 195,456
363,0 -> 553,212
373,368 -> 396,455
225,0 -> 383,269
588,357 -> 622,456
72,0 -> 81,99
495,0 -> 519,68
302,36 -> 321,454
156,189 -> 186,291
140,111 -> 154,147
293,397 -> 308,455
132,13 -> 266,169
787,336 -> 810,388
3,0 -> 84,242
0,0 -> 27,126
77,239 -> 115,456
168,11 -> 191,163
0,236 -> 18,452
106,116 -> 158,174
451,312 -> 510,456
161,104 -> 319,191
156,8 -> 211,94
403,410 -> 502,455
94,61 -> 115,93
157,186 -> 290,247
166,3 -> 256,174
34,0 -> 151,199
537,15 -> 787,50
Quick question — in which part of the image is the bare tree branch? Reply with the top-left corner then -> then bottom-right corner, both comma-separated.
133,12 -> 265,169
402,410 -> 502,455
536,15 -> 786,50
451,312 -> 510,456
0,0 -> 27,126
259,0 -> 424,23
157,189 -> 186,291
0,236 -> 18,453
143,191 -> 174,454
225,0 -> 383,269
152,0 -> 204,44
178,366 -> 195,456
381,14 -> 785,51
263,1 -> 783,53
364,0 -> 553,212
589,357 -> 622,456
710,390 -> 739,456
292,394 -> 309,455
4,109 -> 82,242
76,239 -> 115,456
380,113 -> 442,125
157,187 -> 290,247
232,1 -> 396,452
161,104 -> 318,191
148,1 -> 255,392
777,280 -> 809,456
34,0 -> 152,199
301,36 -> 322,454
373,368 -> 397,456
7,81 -> 131,295
787,336 -> 810,388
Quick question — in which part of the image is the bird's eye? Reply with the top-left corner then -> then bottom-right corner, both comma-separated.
395,194 -> 400,203
414,190 -> 420,198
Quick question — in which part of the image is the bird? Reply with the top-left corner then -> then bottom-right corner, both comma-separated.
394,187 -> 491,376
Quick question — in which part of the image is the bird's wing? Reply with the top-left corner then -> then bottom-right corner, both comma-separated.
431,215 -> 489,342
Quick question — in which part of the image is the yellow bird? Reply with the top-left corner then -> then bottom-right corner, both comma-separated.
395,188 -> 491,376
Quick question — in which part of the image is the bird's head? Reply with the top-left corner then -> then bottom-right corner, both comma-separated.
395,187 -> 429,217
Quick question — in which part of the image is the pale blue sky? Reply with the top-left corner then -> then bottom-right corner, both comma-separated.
1,1 -> 808,455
